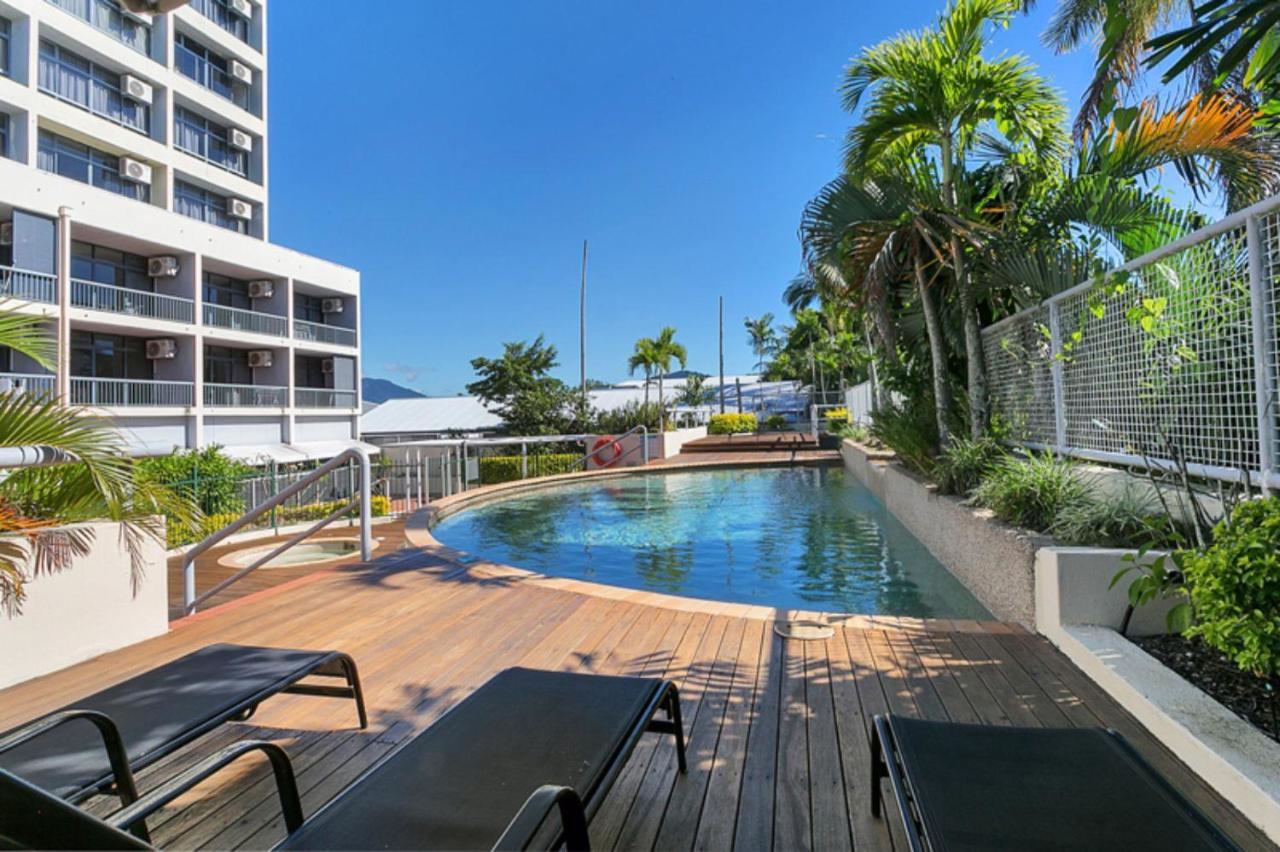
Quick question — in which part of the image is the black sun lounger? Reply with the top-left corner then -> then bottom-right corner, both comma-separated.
0,643 -> 365,806
870,714 -> 1239,852
0,667 -> 684,851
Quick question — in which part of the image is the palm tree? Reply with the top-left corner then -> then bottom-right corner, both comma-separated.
0,308 -> 196,613
627,337 -> 657,406
743,314 -> 776,376
843,0 -> 1067,437
649,326 -> 688,431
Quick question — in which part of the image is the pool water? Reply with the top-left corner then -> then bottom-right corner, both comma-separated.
432,467 -> 990,618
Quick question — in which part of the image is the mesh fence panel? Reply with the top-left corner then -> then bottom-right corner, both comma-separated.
983,205 -> 1280,486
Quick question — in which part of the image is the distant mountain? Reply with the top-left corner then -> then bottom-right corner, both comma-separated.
362,377 -> 426,404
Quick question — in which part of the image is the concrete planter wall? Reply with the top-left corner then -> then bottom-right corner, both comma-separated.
841,439 -> 1046,625
0,521 -> 168,689
658,426 -> 707,459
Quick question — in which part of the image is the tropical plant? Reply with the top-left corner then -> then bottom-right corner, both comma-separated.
0,308 -> 198,614
592,400 -> 662,434
973,452 -> 1088,531
135,446 -> 253,515
842,0 -> 1068,437
743,314 -> 777,375
674,374 -> 711,408
869,397 -> 940,476
647,326 -> 687,431
934,435 -> 1007,495
467,336 -> 578,436
1053,484 -> 1186,548
627,337 -> 657,407
1182,496 -> 1280,680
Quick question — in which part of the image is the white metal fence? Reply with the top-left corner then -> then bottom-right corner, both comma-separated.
982,193 -> 1280,489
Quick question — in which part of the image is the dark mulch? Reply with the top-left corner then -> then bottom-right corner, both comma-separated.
1135,633 -> 1279,745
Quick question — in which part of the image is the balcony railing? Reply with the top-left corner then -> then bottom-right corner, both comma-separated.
294,387 -> 357,409
38,50 -> 148,135
174,42 -> 248,111
46,0 -> 150,55
293,319 -> 356,347
203,303 -> 286,336
0,266 -> 57,304
189,0 -> 251,44
72,279 -> 194,323
0,373 -> 56,398
204,382 -> 286,407
71,377 -> 193,406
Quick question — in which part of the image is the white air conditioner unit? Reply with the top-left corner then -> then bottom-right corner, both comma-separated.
248,279 -> 274,299
229,59 -> 253,85
321,358 -> 335,374
0,223 -> 12,246
229,0 -> 253,17
121,74 -> 153,105
145,338 -> 177,360
321,298 -> 344,314
119,157 -> 153,185
226,197 -> 253,220
227,127 -> 253,152
247,349 -> 273,368
148,256 -> 179,278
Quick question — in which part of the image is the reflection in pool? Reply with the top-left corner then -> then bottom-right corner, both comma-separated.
432,467 -> 989,618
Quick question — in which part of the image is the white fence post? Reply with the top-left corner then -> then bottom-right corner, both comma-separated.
1247,214 -> 1277,493
1048,300 -> 1067,452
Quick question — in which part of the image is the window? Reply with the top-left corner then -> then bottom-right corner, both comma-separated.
39,40 -> 149,134
0,114 -> 8,161
190,0 -> 250,44
0,17 -> 10,76
70,331 -> 150,379
46,0 -> 150,55
294,293 -> 327,324
204,345 -> 251,385
174,33 -> 249,111
174,107 -> 247,177
174,180 -> 248,234
203,271 -> 250,309
71,241 -> 152,290
295,355 -> 329,389
38,131 -> 150,202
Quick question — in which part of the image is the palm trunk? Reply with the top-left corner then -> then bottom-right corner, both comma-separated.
643,370 -> 650,407
915,252 -> 951,447
657,374 -> 665,432
940,132 -> 986,438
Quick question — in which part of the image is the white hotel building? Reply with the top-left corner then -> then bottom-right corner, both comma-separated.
0,0 -> 364,463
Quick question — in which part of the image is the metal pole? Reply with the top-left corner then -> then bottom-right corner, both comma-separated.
1247,215 -> 1277,493
718,296 -> 725,414
357,450 -> 373,560
1049,300 -> 1067,452
580,239 -> 588,406
521,441 -> 528,479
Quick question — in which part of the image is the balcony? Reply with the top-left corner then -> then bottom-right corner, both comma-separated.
0,373 -> 56,397
46,0 -> 151,55
204,382 -> 286,407
293,319 -> 356,348
294,387 -> 357,409
71,377 -> 193,406
0,266 -> 57,304
72,279 -> 194,323
175,42 -> 249,111
203,303 -> 286,336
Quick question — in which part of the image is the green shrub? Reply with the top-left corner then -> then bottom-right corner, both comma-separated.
708,413 -> 757,435
935,436 -> 1006,496
824,407 -> 849,427
167,496 -> 391,549
592,401 -> 661,434
763,413 -> 788,432
973,452 -> 1086,532
1051,485 -> 1185,548
478,453 -> 580,485
135,446 -> 253,516
1182,497 -> 1280,678
869,400 -> 937,476
835,422 -> 871,442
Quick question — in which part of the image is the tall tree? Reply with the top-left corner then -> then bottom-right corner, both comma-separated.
842,0 -> 1067,436
743,314 -> 777,375
467,336 -> 575,436
648,326 -> 688,431
627,337 -> 657,406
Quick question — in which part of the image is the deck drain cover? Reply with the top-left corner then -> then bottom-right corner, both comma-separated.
773,620 -> 834,641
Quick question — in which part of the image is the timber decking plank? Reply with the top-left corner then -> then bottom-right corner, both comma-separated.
772,636 -> 812,852
805,638 -> 852,852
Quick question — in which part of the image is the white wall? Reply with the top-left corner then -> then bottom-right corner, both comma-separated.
659,426 -> 707,458
0,520 -> 168,689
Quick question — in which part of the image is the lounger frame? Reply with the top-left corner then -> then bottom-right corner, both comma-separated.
0,650 -> 366,806
868,714 -> 1238,852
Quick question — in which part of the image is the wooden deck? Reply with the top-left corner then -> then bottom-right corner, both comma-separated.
4,546 -> 1272,850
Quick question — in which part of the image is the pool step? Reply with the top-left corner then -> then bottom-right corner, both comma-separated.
681,434 -> 821,454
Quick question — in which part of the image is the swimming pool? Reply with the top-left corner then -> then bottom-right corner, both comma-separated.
432,466 -> 990,618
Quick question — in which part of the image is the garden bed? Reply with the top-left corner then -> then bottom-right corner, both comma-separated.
1136,634 -> 1279,746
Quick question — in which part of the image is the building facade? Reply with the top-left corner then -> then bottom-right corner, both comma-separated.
0,0 -> 361,461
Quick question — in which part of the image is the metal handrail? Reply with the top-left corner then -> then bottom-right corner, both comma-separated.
293,319 -> 356,347
577,424 -> 650,469
203,303 -> 287,336
182,447 -> 372,614
71,279 -> 195,324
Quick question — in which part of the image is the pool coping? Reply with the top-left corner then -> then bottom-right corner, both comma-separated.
404,457 -> 1015,635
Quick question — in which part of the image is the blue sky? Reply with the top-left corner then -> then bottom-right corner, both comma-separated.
267,1 -> 1101,395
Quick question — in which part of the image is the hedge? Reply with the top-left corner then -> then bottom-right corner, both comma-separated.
167,494 -> 392,548
708,413 -> 757,435
479,453 -> 580,485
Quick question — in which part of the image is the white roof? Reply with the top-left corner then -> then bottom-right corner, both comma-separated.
222,440 -> 382,464
360,395 -> 504,436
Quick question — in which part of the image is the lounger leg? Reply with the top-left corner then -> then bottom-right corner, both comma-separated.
666,684 -> 687,773
870,720 -> 885,818
231,704 -> 258,722
340,655 -> 369,729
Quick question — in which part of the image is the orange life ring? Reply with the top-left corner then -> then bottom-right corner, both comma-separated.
592,435 -> 623,468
